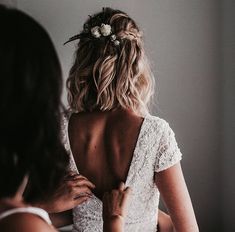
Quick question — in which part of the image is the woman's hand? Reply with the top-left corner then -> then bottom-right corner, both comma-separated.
158,209 -> 174,232
102,182 -> 132,232
38,172 -> 95,213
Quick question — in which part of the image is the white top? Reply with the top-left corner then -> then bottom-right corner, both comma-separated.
0,206 -> 52,225
61,112 -> 182,232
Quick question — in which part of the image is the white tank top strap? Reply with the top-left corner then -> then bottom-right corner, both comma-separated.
0,206 -> 52,225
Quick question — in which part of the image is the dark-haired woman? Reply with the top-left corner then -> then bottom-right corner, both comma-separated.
0,4 -> 130,232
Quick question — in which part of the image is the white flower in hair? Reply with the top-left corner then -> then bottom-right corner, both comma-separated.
110,34 -> 116,41
100,23 -> 112,36
91,26 -> 101,38
113,40 -> 120,46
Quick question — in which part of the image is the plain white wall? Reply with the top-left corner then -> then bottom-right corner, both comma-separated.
6,0 -> 231,230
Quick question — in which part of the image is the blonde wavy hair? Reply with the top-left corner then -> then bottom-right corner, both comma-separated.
66,8 -> 155,116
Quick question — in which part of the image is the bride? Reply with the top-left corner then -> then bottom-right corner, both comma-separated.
63,7 -> 199,232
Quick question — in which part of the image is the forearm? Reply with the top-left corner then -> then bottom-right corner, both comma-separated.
103,216 -> 124,232
155,164 -> 199,232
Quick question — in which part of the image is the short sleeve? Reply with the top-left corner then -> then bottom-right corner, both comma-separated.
154,121 -> 182,172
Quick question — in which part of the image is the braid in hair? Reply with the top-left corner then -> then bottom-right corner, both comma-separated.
66,8 -> 154,116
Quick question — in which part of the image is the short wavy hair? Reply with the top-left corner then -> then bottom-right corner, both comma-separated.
66,8 -> 155,116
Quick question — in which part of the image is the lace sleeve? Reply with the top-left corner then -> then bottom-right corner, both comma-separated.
154,121 -> 182,172
61,111 -> 79,174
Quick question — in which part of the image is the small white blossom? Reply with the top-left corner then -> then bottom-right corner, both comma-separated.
100,24 -> 112,36
91,26 -> 101,38
113,40 -> 120,46
110,34 -> 116,41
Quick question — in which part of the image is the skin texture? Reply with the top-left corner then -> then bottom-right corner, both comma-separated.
155,164 -> 199,232
47,108 -> 142,227
67,108 -> 198,231
37,173 -> 95,213
68,108 -> 143,199
158,210 -> 174,232
0,213 -> 56,232
37,173 -> 95,228
103,182 -> 132,232
0,182 -> 56,232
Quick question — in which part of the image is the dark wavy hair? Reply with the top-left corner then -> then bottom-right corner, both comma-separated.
0,4 -> 69,201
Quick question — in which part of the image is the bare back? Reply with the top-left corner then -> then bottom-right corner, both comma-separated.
68,108 -> 144,199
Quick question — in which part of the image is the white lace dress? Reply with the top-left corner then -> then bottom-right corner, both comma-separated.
61,112 -> 182,232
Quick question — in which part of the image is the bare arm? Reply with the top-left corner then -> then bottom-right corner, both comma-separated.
0,213 -> 56,232
158,209 -> 174,232
102,182 -> 132,232
34,173 -> 95,228
155,163 -> 199,232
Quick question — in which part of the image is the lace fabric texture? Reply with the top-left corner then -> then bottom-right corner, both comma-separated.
61,112 -> 182,232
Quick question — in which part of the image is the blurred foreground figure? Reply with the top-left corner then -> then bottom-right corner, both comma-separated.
0,4 -> 131,232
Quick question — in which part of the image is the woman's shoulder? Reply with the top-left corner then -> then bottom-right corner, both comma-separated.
0,212 -> 55,232
144,114 -> 172,132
